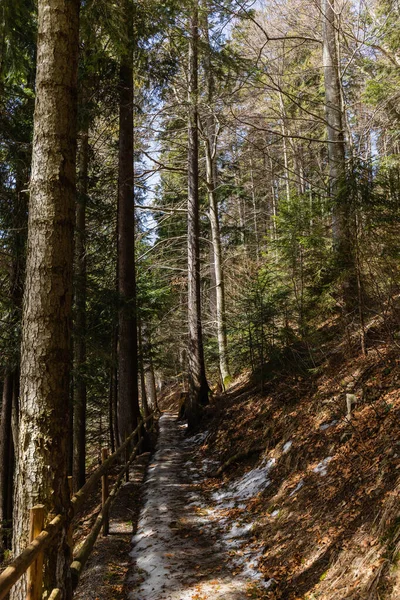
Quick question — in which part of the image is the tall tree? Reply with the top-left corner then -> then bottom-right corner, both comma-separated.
117,0 -> 140,442
201,1 -> 231,389
321,0 -> 354,306
11,0 -> 79,597
0,375 -> 14,554
186,0 -> 209,427
73,121 -> 89,491
0,175 -> 28,555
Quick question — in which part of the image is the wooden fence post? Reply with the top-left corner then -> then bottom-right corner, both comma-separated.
101,448 -> 109,536
26,504 -> 45,600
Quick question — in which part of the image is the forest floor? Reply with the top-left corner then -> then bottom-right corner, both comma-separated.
65,315 -> 400,600
2,329 -> 400,600
192,321 -> 400,599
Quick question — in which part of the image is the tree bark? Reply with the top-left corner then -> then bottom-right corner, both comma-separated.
205,147 -> 231,388
0,171 -> 27,554
143,327 -> 158,413
186,0 -> 209,428
138,319 -> 150,418
117,0 -> 141,443
201,0 -> 231,390
11,0 -> 79,597
322,0 -> 354,306
0,373 -> 14,554
144,359 -> 158,413
110,324 -> 120,449
73,126 -> 89,492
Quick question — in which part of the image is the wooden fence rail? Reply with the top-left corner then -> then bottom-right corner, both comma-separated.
0,414 -> 154,600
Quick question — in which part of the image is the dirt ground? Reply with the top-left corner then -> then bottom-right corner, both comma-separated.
199,340 -> 400,599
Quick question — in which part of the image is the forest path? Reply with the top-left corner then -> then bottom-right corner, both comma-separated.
128,413 -> 252,600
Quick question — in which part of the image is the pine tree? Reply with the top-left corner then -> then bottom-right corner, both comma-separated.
186,0 -> 209,427
11,1 -> 80,597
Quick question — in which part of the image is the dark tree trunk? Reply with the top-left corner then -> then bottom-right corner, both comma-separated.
73,126 -> 89,492
108,370 -> 115,454
11,0 -> 79,597
11,371 -> 19,470
186,0 -> 209,429
117,1 -> 141,444
111,324 -> 120,449
138,319 -> 150,419
0,373 -> 14,554
0,169 -> 27,554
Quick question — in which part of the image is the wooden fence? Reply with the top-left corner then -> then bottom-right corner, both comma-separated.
0,413 -> 155,600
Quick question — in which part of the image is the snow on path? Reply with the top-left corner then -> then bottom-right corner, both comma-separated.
128,413 -> 264,600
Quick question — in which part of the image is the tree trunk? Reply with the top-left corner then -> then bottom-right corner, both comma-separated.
202,1 -> 231,390
117,1 -> 140,443
322,0 -> 354,306
205,147 -> 230,389
279,92 -> 291,203
142,326 -> 158,413
11,371 -> 19,465
145,359 -> 158,413
111,324 -> 120,449
249,157 -> 260,259
186,0 -> 209,428
0,170 -> 27,554
11,1 -> 79,597
138,319 -> 150,418
0,373 -> 14,554
73,126 -> 89,492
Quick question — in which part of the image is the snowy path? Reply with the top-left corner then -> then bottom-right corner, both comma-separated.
128,413 -> 260,600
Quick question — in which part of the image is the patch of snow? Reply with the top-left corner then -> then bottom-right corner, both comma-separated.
213,458 -> 276,504
186,430 -> 209,445
227,522 -> 253,539
319,420 -> 338,431
290,479 -> 304,496
313,456 -> 333,476
283,441 -> 293,453
223,522 -> 254,549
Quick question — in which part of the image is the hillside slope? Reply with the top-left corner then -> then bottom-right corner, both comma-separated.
198,327 -> 400,599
